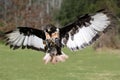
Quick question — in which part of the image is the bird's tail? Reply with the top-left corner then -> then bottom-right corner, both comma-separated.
43,52 -> 68,64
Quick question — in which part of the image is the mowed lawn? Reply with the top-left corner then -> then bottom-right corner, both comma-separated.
0,44 -> 120,80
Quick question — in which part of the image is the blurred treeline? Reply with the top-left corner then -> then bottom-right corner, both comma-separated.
0,0 -> 120,49
0,0 -> 62,32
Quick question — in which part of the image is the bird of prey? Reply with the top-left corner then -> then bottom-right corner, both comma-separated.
5,9 -> 112,64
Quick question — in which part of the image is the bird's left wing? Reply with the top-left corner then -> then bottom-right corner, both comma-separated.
60,10 -> 111,51
5,27 -> 46,52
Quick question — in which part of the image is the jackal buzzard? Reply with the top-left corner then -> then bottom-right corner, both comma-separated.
5,10 -> 111,64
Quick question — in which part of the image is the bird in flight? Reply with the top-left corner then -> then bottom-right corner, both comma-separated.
5,9 -> 111,64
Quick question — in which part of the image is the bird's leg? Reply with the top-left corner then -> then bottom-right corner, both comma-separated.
43,52 -> 69,64
50,55 -> 58,64
50,51 -> 69,64
43,53 -> 52,64
43,53 -> 57,64
55,51 -> 69,62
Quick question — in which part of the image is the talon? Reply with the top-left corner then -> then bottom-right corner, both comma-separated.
51,56 -> 57,64
43,53 -> 52,64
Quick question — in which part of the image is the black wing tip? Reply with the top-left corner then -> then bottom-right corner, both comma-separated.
4,30 -> 13,34
96,9 -> 114,17
96,9 -> 105,13
26,46 -> 45,52
6,43 -> 45,52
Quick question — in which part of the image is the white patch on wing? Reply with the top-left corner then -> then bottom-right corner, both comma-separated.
6,30 -> 45,50
27,35 -> 32,46
15,34 -> 25,46
7,30 -> 20,43
91,13 -> 110,31
31,36 -> 45,49
66,12 -> 111,50
23,36 -> 28,46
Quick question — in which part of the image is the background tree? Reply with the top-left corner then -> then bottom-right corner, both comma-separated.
0,0 -> 62,31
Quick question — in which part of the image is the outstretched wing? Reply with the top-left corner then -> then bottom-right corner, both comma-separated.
60,10 -> 111,51
5,27 -> 46,52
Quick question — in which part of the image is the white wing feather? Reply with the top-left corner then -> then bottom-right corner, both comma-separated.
6,30 -> 45,50
66,12 -> 110,50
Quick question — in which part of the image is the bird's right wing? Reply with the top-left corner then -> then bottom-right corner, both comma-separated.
60,9 -> 112,51
5,27 -> 46,52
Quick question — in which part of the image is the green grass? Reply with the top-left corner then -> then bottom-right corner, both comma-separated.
0,44 -> 120,80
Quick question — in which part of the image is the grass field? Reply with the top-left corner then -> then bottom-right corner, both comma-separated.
0,44 -> 120,80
